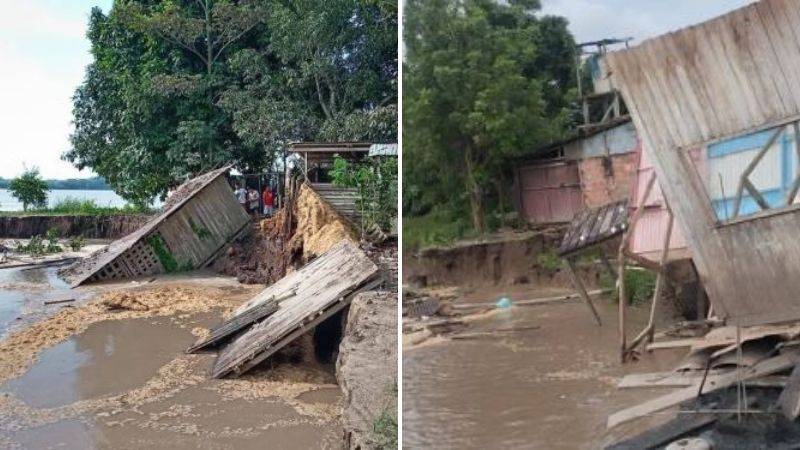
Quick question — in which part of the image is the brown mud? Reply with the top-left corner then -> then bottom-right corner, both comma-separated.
403,228 -> 611,289
215,183 -> 358,285
403,284 -> 685,450
0,214 -> 152,239
0,279 -> 343,449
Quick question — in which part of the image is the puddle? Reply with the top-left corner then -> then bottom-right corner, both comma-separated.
296,387 -> 341,405
0,266 -> 75,335
403,286 -> 686,450
3,314 -> 215,408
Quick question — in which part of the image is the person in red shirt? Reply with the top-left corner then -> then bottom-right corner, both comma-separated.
262,187 -> 275,217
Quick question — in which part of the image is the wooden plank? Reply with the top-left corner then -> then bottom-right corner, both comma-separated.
565,258 -> 602,326
618,371 -> 787,389
605,413 -> 718,450
186,291 -> 293,353
778,356 -> 800,419
212,240 -> 379,378
607,352 -> 796,429
214,276 -> 382,378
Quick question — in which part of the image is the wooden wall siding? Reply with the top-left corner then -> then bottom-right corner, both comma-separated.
66,166 -> 248,286
157,177 -> 250,268
607,0 -> 800,325
517,162 -> 584,223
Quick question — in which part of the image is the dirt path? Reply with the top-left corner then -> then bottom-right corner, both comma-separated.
0,274 -> 343,449
403,284 -> 686,450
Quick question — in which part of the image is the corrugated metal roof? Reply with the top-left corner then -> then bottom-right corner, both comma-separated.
368,143 -> 397,156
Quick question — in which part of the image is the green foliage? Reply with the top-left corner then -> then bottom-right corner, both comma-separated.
69,236 -> 86,252
536,250 -> 562,272
189,217 -> 213,240
146,234 -> 179,272
67,0 -> 397,205
402,209 -> 473,251
403,0 -> 578,233
15,232 -> 62,256
9,168 -> 48,212
330,156 -> 398,232
39,197 -> 152,216
45,229 -> 63,253
603,269 -> 657,305
371,408 -> 398,449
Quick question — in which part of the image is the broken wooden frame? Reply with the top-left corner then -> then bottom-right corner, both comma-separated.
728,121 -> 800,219
557,199 -> 629,327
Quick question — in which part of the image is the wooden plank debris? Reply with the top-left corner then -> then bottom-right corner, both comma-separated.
607,352 -> 796,429
605,413 -> 718,450
647,323 -> 800,352
557,200 -> 628,256
778,356 -> 800,419
618,371 -> 787,389
211,240 -> 379,378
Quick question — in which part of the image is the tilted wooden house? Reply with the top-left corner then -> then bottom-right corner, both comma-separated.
606,0 -> 800,326
62,166 -> 250,287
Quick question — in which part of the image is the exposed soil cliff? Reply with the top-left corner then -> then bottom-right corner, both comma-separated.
337,291 -> 397,449
0,214 -> 151,239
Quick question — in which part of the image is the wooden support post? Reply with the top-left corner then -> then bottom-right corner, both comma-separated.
617,172 -> 657,362
600,250 -> 617,280
565,257 -> 602,326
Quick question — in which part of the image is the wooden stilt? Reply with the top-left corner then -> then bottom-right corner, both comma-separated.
565,257 -> 602,326
600,250 -> 617,279
618,172 -> 657,362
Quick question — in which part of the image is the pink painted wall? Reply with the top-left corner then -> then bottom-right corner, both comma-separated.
629,143 -> 694,262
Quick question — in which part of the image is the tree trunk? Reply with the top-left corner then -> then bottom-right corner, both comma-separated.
464,147 -> 485,233
204,0 -> 214,170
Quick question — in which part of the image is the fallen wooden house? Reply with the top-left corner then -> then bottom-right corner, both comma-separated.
60,166 -> 250,286
600,0 -> 800,444
188,239 -> 380,378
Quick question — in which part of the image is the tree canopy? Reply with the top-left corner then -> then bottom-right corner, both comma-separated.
403,0 -> 578,233
9,168 -> 48,211
66,0 -> 397,206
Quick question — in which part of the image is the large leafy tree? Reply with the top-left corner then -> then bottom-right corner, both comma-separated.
403,0 -> 577,232
67,0 -> 397,206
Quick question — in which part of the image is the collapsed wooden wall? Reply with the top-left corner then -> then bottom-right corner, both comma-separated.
606,0 -> 800,325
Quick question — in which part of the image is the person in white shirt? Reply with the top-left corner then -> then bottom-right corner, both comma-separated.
234,184 -> 247,210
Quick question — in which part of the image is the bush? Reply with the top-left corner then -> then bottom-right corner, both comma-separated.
330,156 -> 397,232
372,409 -> 398,449
603,269 -> 657,305
402,209 -> 474,251
69,235 -> 85,251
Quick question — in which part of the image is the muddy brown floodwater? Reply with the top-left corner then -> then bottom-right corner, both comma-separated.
0,270 -> 343,450
403,284 -> 686,450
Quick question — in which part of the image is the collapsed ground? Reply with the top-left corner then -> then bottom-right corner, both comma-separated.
0,182 -> 397,449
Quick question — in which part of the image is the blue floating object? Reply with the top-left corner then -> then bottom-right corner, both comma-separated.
495,297 -> 512,309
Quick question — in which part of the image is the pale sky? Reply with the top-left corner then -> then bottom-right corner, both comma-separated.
1,1 -> 757,179
0,0 -> 112,179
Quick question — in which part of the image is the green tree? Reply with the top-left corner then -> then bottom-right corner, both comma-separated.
9,167 -> 48,211
66,0 -> 397,206
403,0 -> 577,233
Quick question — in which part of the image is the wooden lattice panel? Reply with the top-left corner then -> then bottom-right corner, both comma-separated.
120,238 -> 163,277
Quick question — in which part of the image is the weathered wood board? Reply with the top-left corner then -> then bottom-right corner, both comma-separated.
606,0 -> 800,326
187,301 -> 281,353
607,352 -> 797,429
212,239 -> 379,378
558,200 -> 628,256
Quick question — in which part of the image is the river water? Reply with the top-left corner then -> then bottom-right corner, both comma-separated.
0,189 -> 127,211
403,285 -> 685,450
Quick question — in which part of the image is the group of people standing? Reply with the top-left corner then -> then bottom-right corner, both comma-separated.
234,184 -> 276,217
